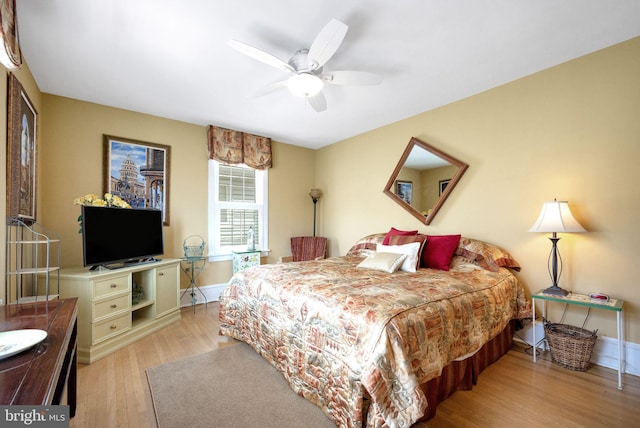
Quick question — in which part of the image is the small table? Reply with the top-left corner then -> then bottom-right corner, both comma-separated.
180,257 -> 207,313
232,250 -> 261,274
532,290 -> 625,389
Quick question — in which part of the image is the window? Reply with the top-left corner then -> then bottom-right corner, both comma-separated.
208,161 -> 268,259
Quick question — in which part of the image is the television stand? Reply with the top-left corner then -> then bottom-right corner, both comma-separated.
58,259 -> 181,364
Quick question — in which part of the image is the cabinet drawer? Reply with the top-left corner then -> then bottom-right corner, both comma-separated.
94,275 -> 130,299
94,294 -> 131,321
92,313 -> 131,344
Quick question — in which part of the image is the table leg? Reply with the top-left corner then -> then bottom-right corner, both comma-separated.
617,310 -> 624,390
69,344 -> 77,417
540,301 -> 548,352
532,297 -> 536,363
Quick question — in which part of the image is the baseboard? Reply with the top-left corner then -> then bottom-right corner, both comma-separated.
515,320 -> 640,377
180,282 -> 227,307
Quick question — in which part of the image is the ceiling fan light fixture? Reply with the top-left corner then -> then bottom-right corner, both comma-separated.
287,73 -> 323,97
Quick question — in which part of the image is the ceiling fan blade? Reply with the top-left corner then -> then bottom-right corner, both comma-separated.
306,91 -> 327,112
307,19 -> 348,70
251,80 -> 289,98
322,70 -> 382,86
228,39 -> 295,74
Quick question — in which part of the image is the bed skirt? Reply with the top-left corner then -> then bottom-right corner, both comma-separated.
416,319 -> 516,422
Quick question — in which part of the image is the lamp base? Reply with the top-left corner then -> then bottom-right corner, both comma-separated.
543,285 -> 569,296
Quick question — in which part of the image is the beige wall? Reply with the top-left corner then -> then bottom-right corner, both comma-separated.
39,95 -> 205,263
20,94 -> 315,291
318,37 -> 640,343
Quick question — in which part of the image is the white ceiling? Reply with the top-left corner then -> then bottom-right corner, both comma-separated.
16,0 -> 640,150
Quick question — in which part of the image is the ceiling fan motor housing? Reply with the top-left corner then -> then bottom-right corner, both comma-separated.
288,49 -> 322,74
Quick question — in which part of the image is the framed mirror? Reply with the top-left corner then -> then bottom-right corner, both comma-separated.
383,137 -> 468,225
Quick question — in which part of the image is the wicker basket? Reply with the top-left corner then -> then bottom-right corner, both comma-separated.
544,321 -> 597,371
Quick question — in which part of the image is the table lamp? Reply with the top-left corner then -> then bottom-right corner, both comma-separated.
529,199 -> 586,296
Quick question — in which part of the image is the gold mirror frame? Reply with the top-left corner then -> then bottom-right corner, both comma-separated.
383,137 -> 468,225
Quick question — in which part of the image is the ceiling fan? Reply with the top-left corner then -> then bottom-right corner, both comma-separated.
228,18 -> 381,112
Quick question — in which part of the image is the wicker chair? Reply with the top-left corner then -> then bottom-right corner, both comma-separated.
280,236 -> 327,262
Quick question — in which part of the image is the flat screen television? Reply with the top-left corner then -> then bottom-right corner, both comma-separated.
81,205 -> 164,269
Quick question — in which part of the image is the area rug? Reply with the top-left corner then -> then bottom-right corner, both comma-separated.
146,343 -> 336,428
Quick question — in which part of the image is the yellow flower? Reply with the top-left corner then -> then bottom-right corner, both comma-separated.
73,193 -> 131,209
111,195 -> 131,209
74,193 -> 99,205
75,192 -> 132,234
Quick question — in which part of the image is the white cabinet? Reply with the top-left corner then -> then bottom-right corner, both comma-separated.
58,259 -> 181,364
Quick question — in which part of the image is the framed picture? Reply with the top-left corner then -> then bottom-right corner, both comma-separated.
6,73 -> 37,221
103,135 -> 171,225
439,179 -> 451,196
395,180 -> 413,205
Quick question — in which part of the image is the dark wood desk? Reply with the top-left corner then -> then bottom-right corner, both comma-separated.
0,298 -> 78,416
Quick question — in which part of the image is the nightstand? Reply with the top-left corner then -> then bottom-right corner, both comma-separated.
532,290 -> 625,389
232,250 -> 261,274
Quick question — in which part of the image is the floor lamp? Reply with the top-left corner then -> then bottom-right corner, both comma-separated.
309,189 -> 322,237
529,199 -> 586,296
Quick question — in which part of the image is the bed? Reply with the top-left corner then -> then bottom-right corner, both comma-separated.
219,232 -> 532,427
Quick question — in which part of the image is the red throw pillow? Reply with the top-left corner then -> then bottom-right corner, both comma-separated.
382,227 -> 419,245
422,234 -> 461,270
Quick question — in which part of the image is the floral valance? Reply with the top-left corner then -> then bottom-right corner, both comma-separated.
207,125 -> 272,170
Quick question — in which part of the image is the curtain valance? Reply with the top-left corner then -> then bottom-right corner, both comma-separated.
207,125 -> 272,170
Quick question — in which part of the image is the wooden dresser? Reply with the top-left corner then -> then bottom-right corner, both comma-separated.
0,298 -> 78,416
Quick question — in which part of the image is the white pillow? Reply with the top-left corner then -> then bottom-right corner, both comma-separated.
376,242 -> 422,273
357,252 -> 407,273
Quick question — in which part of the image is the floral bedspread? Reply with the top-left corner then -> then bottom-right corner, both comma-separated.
219,255 -> 531,428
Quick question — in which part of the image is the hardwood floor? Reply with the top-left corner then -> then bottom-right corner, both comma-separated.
424,343 -> 640,427
70,303 -> 235,428
70,303 -> 640,427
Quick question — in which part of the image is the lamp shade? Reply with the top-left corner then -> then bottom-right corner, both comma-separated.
309,188 -> 322,200
529,200 -> 586,233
